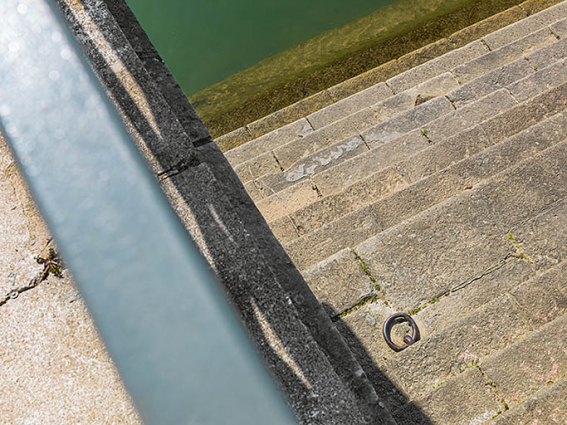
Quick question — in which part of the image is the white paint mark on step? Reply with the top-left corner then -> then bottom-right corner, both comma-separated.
285,137 -> 363,182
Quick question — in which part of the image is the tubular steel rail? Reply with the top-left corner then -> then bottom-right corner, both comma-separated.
0,1 -> 296,424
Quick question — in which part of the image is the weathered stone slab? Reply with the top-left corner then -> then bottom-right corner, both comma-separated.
424,89 -> 517,141
481,141 -> 567,231
359,140 -> 567,311
302,249 -> 376,316
402,125 -> 494,181
371,73 -> 458,122
308,83 -> 392,130
259,135 -> 368,195
447,58 -> 534,108
216,126 -> 251,152
483,1 -> 567,49
448,6 -> 526,48
480,314 -> 567,407
453,28 -> 556,84
550,15 -> 567,37
415,93 -> 567,184
394,368 -> 502,425
256,179 -> 318,223
225,118 -> 313,167
482,81 -> 567,141
313,130 -> 427,196
285,206 -> 380,271
389,295 -> 530,400
371,124 -> 561,247
233,150 -> 280,183
525,36 -> 567,68
520,0 -> 566,16
492,376 -> 567,425
375,110 -> 567,236
508,59 -> 567,102
285,106 -> 566,276
274,108 -> 377,170
328,60 -> 409,101
387,40 -> 488,93
335,301 -> 408,412
268,216 -> 299,245
415,259 -> 534,336
510,260 -> 567,328
512,198 -> 567,270
290,167 -> 407,236
243,180 -> 263,201
246,90 -> 334,139
362,96 -> 453,145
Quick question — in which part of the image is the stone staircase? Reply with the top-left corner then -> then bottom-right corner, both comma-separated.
220,2 -> 567,424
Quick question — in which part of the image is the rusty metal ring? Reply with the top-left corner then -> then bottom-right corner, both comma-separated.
383,313 -> 420,352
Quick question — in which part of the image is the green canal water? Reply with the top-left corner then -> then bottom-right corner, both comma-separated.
124,0 -> 398,96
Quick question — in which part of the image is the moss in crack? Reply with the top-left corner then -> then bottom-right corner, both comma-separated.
1,247 -> 64,308
477,364 -> 509,415
354,252 -> 389,298
409,305 -> 425,316
334,294 -> 380,321
458,358 -> 480,373
408,295 -> 441,316
507,233 -> 534,265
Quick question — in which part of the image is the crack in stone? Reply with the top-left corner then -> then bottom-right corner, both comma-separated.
0,247 -> 64,308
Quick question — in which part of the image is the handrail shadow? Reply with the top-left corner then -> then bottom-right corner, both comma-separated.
54,1 -> 434,423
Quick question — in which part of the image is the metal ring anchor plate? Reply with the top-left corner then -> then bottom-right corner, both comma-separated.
383,313 -> 420,352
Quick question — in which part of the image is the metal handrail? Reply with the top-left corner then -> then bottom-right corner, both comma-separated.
0,1 -> 296,423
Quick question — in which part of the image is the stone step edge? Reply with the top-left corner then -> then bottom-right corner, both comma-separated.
217,0 -> 565,151
274,77 -> 566,247
229,11 -> 565,179
490,375 -> 567,423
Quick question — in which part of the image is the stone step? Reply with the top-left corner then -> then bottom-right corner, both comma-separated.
338,259 -> 567,417
479,313 -> 567,410
252,36 -> 567,222
490,376 -> 567,424
392,313 -> 567,424
451,26 -> 556,84
283,83 -> 567,271
225,5 -> 567,185
389,261 -> 567,403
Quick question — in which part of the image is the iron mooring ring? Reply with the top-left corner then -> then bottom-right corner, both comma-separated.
383,313 -> 420,352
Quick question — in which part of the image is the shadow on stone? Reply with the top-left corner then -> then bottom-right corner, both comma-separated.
323,303 -> 433,424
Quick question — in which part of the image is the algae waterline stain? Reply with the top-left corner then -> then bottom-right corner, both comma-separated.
125,0 -> 529,139
124,0 -> 397,96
